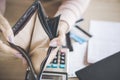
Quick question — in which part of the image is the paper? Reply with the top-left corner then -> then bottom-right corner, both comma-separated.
88,20 -> 120,63
67,42 -> 87,77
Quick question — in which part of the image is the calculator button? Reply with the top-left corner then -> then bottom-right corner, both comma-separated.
60,52 -> 65,57
46,64 -> 51,68
59,64 -> 65,69
61,56 -> 65,60
52,59 -> 58,64
51,64 -> 58,68
60,60 -> 65,64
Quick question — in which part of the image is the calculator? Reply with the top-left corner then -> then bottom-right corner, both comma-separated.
45,48 -> 69,72
43,48 -> 69,80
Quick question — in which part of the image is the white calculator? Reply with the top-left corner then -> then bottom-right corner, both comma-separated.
43,48 -> 69,80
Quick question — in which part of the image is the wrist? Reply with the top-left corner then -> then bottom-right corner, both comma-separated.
58,20 -> 69,35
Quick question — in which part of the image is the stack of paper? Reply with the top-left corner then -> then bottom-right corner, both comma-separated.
88,20 -> 120,63
68,42 -> 87,77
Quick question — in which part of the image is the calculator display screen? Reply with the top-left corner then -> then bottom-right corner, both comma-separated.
42,72 -> 67,80
42,75 -> 62,80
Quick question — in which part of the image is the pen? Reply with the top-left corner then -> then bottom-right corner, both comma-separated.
75,25 -> 92,38
75,18 -> 92,38
76,18 -> 84,23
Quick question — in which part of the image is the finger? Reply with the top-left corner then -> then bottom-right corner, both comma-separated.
49,34 -> 66,47
14,53 -> 27,65
0,40 -> 26,64
46,47 -> 60,65
0,14 -> 14,43
49,38 -> 59,47
0,40 -> 16,54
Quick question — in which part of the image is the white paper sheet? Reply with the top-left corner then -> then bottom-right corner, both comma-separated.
68,42 -> 87,77
88,20 -> 120,63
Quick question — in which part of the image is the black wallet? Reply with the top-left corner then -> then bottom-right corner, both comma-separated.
8,0 -> 60,80
75,51 -> 120,80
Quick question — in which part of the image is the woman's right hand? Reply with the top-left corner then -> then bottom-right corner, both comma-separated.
0,13 -> 26,64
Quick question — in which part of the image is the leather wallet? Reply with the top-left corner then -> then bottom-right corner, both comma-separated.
8,0 -> 60,80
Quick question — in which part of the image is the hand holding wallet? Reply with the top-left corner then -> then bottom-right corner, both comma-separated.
7,0 -> 60,80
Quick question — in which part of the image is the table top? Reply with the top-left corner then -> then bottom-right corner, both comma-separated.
0,0 -> 120,80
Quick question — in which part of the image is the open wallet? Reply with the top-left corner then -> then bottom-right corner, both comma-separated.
8,0 -> 61,80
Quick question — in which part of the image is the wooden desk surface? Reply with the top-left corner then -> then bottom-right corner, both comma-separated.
0,0 -> 120,80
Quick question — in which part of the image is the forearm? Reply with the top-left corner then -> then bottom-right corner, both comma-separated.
55,0 -> 90,32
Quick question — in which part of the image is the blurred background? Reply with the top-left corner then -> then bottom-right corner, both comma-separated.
0,0 -> 120,80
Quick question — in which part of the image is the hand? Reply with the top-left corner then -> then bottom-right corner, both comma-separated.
49,20 -> 69,47
46,20 -> 69,64
0,14 -> 14,42
0,14 -> 26,64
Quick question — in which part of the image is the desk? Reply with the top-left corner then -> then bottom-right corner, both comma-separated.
71,0 -> 120,80
0,0 -> 120,80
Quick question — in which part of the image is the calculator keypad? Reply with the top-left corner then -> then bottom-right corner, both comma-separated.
45,49 -> 68,73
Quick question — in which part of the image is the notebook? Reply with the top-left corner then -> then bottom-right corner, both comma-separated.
75,51 -> 120,80
88,20 -> 120,63
67,42 -> 88,77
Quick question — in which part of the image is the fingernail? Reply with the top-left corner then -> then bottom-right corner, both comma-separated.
15,53 -> 26,64
49,41 -> 57,47
14,53 -> 22,58
8,35 -> 14,43
22,58 -> 27,65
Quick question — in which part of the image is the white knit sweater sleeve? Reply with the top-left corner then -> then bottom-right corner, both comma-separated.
55,0 -> 90,30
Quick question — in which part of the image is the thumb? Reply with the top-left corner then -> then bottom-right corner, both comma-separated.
49,38 -> 59,47
49,33 -> 66,47
46,47 -> 60,65
0,40 -> 26,64
0,14 -> 14,43
14,53 -> 27,65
